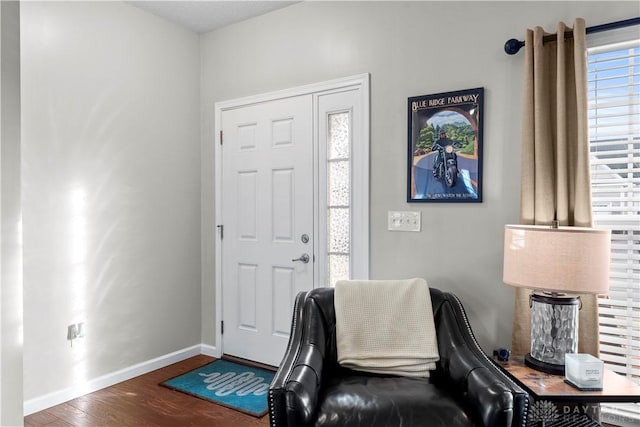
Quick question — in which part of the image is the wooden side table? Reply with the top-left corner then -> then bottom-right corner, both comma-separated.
494,355 -> 640,426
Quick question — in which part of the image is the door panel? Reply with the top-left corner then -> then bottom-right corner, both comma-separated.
221,95 -> 314,366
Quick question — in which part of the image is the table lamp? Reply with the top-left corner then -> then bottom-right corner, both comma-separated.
503,223 -> 611,374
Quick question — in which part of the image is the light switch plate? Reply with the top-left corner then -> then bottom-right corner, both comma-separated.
388,211 -> 421,232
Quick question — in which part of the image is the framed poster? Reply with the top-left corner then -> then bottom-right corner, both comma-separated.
407,87 -> 484,202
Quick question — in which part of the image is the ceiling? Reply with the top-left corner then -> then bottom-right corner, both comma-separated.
127,1 -> 298,34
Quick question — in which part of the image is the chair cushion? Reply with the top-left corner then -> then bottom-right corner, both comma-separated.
313,372 -> 476,427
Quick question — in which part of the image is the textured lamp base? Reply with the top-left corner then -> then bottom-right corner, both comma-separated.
525,353 -> 565,375
528,293 -> 580,375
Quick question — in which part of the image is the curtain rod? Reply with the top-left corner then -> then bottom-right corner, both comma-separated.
504,17 -> 640,55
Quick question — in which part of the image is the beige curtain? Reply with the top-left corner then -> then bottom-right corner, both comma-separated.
512,18 -> 601,357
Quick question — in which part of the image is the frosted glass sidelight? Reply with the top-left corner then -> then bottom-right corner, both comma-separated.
328,254 -> 349,288
327,112 -> 350,286
328,113 -> 350,160
328,160 -> 350,206
329,207 -> 350,253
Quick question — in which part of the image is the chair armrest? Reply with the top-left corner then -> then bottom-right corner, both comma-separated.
269,291 -> 326,427
467,366 -> 521,426
434,292 -> 529,427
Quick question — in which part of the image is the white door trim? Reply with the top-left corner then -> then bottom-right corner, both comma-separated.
214,74 -> 369,359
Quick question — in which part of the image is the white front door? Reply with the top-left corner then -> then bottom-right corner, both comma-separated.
220,95 -> 314,366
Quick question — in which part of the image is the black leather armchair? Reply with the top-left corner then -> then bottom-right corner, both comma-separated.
268,287 -> 529,427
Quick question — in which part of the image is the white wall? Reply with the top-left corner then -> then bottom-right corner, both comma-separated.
21,1 -> 201,402
200,1 -> 640,352
0,2 -> 23,424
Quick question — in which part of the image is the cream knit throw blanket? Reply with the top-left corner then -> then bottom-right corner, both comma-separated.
334,278 -> 439,378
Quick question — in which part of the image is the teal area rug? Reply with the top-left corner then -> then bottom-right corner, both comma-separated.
161,359 -> 275,417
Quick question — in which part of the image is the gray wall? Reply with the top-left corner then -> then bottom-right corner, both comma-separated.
1,2 -> 23,424
200,1 -> 639,352
21,1 -> 201,401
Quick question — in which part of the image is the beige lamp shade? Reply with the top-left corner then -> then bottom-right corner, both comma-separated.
503,225 -> 611,294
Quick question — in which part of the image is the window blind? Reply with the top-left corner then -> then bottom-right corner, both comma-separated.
588,32 -> 639,380
587,27 -> 639,427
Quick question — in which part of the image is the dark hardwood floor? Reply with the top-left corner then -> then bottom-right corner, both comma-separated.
25,355 -> 270,427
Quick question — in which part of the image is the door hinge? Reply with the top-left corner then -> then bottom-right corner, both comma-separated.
221,320 -> 224,335
219,130 -> 223,145
217,224 -> 224,239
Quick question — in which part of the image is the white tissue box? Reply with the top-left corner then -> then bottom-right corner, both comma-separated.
565,353 -> 604,390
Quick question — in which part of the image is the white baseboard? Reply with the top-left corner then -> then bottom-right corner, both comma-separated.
200,343 -> 220,358
24,343 -> 218,416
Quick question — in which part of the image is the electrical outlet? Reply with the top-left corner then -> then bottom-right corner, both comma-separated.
67,322 -> 86,346
67,324 -> 78,341
387,211 -> 421,232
